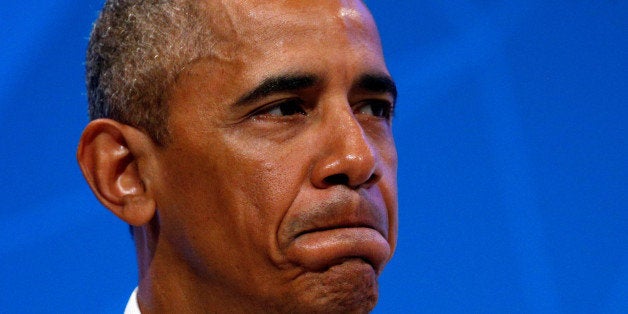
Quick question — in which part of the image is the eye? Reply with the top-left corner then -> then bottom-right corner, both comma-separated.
255,98 -> 306,117
355,99 -> 393,119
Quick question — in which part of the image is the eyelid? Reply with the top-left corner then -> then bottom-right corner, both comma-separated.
247,97 -> 306,117
353,98 -> 395,119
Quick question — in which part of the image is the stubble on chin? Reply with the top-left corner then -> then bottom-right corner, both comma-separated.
277,259 -> 379,314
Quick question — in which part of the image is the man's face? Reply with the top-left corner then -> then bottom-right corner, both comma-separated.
147,0 -> 397,312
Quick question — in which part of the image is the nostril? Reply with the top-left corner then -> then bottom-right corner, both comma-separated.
363,173 -> 379,186
322,173 -> 379,189
323,173 -> 350,186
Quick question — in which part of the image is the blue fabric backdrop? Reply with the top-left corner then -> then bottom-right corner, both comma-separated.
1,1 -> 626,312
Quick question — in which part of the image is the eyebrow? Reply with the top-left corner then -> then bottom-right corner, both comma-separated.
234,74 -> 318,106
233,72 -> 398,107
353,73 -> 398,103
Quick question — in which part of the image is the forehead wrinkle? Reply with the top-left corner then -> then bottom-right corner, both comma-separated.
217,0 -> 376,44
194,0 -> 254,61
172,0 -> 386,105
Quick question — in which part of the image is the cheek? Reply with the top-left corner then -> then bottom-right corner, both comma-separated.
378,174 -> 398,254
231,145 -> 310,224
223,128 -> 313,204
373,132 -> 398,252
153,141 -> 309,287
189,135 -> 310,246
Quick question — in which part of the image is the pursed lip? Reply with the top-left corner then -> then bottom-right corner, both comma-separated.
280,191 -> 390,272
283,192 -> 388,242
293,220 -> 384,240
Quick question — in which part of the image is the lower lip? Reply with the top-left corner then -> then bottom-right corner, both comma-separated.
286,227 -> 390,273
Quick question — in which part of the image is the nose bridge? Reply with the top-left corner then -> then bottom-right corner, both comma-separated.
330,108 -> 375,165
313,103 -> 379,189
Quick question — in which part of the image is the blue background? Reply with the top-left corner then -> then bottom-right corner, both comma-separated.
1,1 -> 626,312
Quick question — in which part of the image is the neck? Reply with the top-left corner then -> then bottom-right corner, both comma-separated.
133,225 -> 276,313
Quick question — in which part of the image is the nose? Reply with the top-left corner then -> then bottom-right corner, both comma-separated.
311,108 -> 381,190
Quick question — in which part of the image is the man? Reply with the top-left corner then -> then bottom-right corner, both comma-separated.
77,0 -> 398,312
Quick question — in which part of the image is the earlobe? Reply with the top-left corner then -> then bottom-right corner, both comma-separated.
77,119 -> 157,226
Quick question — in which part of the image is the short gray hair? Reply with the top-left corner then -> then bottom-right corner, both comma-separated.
86,0 -> 212,144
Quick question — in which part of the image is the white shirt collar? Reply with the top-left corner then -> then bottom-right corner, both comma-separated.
124,287 -> 141,314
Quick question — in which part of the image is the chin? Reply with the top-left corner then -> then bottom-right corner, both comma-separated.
283,259 -> 380,314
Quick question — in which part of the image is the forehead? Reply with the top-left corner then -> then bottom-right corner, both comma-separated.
199,0 -> 383,59
204,0 -> 374,28
164,0 -> 388,111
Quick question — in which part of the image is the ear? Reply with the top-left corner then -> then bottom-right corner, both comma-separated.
77,119 -> 157,226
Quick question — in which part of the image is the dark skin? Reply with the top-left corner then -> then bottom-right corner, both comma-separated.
77,0 -> 398,313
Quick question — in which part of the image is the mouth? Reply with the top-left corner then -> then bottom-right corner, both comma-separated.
281,194 -> 391,274
289,226 -> 390,272
293,221 -> 382,239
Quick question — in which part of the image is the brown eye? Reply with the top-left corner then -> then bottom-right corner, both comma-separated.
356,99 -> 393,119
259,98 -> 306,116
